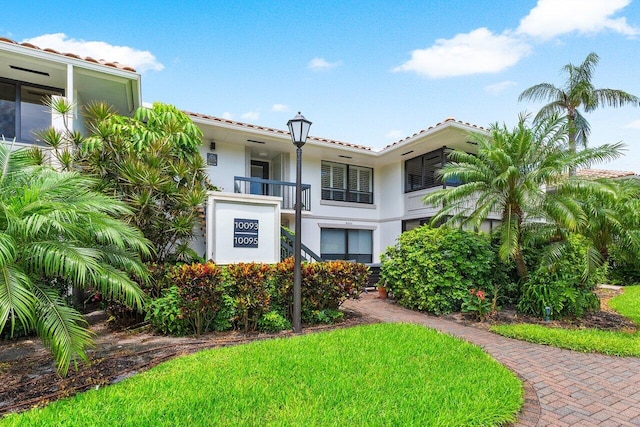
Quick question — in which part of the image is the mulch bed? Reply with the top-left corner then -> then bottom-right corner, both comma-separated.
447,286 -> 638,332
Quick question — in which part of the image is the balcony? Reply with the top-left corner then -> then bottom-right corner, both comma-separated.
234,176 -> 311,212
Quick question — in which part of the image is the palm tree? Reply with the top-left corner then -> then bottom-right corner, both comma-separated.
0,140 -> 152,375
423,115 -> 623,278
571,177 -> 640,265
519,52 -> 639,155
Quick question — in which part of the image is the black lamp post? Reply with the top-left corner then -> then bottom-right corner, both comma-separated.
287,112 -> 311,333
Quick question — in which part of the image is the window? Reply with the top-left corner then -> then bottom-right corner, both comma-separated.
321,161 -> 373,204
401,217 -> 432,232
405,148 -> 452,192
0,79 -> 63,144
320,228 -> 372,263
404,147 -> 465,192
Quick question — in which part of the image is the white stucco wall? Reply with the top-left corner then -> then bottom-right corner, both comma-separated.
198,140 -> 246,193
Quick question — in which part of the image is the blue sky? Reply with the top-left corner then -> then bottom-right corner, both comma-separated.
3,0 -> 640,170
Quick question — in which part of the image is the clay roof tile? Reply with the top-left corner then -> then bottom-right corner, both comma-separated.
0,37 -> 137,72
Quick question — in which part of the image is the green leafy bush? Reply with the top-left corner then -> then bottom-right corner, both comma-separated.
257,311 -> 291,332
211,294 -> 237,331
146,286 -> 190,336
381,226 -> 496,315
105,262 -> 172,329
518,235 -> 601,319
308,308 -> 345,325
227,263 -> 273,332
608,245 -> 640,285
144,263 -> 174,298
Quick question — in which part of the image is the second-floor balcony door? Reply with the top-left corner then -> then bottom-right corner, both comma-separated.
250,160 -> 269,195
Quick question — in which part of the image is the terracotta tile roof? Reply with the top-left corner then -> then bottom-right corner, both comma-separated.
577,169 -> 637,179
0,37 -> 136,72
382,117 -> 488,150
185,111 -> 372,151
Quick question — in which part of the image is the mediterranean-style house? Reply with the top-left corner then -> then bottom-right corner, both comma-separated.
1,38 -> 635,265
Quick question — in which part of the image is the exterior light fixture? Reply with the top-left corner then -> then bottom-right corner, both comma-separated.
287,112 -> 312,333
287,112 -> 312,149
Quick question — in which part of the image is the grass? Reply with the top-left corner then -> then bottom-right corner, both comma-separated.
2,323 -> 522,427
491,285 -> 640,357
490,323 -> 640,356
609,285 -> 640,326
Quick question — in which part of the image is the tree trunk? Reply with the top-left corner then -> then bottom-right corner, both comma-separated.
568,113 -> 577,176
514,248 -> 528,279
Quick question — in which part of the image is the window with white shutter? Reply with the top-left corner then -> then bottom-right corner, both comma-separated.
321,160 -> 373,204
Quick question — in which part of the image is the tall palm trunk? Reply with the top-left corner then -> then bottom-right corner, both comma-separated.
567,112 -> 577,176
514,247 -> 528,279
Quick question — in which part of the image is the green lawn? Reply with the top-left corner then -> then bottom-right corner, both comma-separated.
609,285 -> 640,326
490,323 -> 640,356
2,323 -> 522,427
491,285 -> 640,356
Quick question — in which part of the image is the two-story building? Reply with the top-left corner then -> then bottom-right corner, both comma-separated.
0,37 -> 498,264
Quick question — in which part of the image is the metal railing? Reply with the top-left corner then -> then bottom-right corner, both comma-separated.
280,227 -> 323,262
234,176 -> 311,211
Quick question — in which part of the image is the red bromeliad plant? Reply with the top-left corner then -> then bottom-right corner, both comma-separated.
461,288 -> 492,320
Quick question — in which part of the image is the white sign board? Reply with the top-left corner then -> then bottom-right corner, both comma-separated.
206,192 -> 281,264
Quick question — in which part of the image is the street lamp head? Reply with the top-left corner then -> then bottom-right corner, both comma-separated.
287,112 -> 312,148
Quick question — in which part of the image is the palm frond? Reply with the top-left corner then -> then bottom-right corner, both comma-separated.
0,265 -> 36,337
32,284 -> 94,376
93,265 -> 145,310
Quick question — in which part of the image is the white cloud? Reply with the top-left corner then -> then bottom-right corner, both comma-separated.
221,112 -> 233,120
241,111 -> 260,121
625,119 -> 640,129
484,80 -> 517,95
385,129 -> 405,140
393,28 -> 531,78
517,0 -> 640,39
21,33 -> 164,72
271,104 -> 289,112
307,57 -> 341,71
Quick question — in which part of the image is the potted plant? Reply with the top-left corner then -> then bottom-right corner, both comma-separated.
377,282 -> 388,299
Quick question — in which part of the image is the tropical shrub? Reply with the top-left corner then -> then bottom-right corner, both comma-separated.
272,258 -> 366,323
40,100 -> 214,263
308,308 -> 345,325
211,294 -> 237,332
226,263 -> 273,332
381,226 -> 496,315
608,255 -> 640,286
106,262 -> 173,329
518,235 -> 601,318
0,142 -> 151,376
170,262 -> 228,335
144,260 -> 364,335
146,286 -> 189,336
257,310 -> 291,332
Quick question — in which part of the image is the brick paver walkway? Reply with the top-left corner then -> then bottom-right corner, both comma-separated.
343,294 -> 640,426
